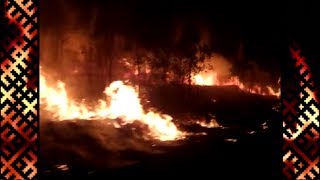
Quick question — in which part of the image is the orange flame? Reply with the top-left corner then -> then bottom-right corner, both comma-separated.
192,72 -> 280,97
196,119 -> 220,128
40,68 -> 185,141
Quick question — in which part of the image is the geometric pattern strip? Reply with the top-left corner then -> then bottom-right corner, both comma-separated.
283,47 -> 319,179
1,0 -> 38,179
1,1 -> 319,180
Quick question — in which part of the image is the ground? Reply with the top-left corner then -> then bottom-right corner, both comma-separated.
40,85 -> 281,179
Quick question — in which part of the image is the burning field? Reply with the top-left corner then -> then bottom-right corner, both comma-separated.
39,62 -> 280,179
39,1 -> 284,179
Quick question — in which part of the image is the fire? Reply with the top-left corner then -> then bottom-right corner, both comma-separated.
190,53 -> 280,97
267,85 -> 281,97
192,72 -> 280,97
119,53 -> 280,97
40,69 -> 185,141
40,73 -> 97,120
196,119 -> 220,128
192,72 -> 218,86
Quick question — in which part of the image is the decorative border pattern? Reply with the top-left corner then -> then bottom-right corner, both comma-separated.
282,46 -> 319,179
1,0 -> 38,179
1,1 -> 319,179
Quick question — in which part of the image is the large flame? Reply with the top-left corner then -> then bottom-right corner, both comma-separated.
40,69 -> 184,141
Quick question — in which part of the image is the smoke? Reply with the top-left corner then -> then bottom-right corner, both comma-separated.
240,61 -> 273,87
199,27 -> 211,48
40,1 -> 138,100
200,53 -> 233,82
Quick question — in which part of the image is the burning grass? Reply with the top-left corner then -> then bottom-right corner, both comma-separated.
40,68 -> 186,141
39,63 -> 280,178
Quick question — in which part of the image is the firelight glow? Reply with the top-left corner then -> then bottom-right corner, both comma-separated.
40,69 -> 185,141
191,72 -> 280,97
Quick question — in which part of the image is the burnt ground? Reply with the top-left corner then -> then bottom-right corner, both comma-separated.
39,85 -> 281,179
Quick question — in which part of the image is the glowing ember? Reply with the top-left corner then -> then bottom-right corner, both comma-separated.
196,119 -> 220,128
40,69 -> 185,141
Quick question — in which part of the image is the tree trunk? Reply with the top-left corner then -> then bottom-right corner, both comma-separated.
188,59 -> 193,100
108,57 -> 113,84
136,56 -> 140,94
